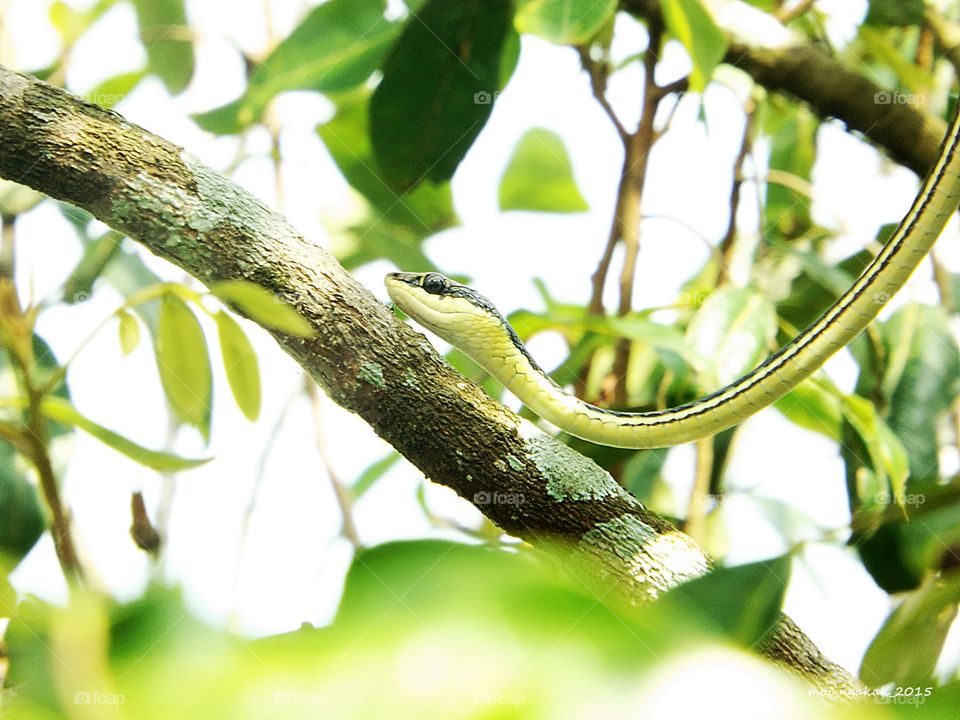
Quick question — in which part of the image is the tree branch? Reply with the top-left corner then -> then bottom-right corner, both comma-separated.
0,65 -> 857,693
621,0 -> 945,178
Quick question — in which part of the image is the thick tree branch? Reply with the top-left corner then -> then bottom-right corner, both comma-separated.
621,0 -> 946,178
0,66 -> 857,693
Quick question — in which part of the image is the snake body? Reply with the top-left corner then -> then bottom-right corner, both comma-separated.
385,107 -> 960,449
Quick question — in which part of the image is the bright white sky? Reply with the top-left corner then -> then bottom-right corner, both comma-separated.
4,0 -> 960,678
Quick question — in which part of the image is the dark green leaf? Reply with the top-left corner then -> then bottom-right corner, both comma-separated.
663,555 -> 791,647
861,576 -> 960,686
881,304 -> 960,485
215,311 -> 261,422
208,280 -> 313,337
318,90 -> 457,232
194,0 -> 396,133
498,128 -> 589,213
370,0 -> 515,188
39,397 -> 211,472
131,0 -> 195,94
622,448 -> 669,502
659,0 -> 728,92
865,0 -> 924,26
0,442 -> 45,567
514,0 -> 617,44
155,294 -> 213,439
62,230 -> 124,302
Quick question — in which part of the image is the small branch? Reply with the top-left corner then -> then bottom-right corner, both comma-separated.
717,100 -> 756,285
0,213 -> 13,280
578,47 -> 628,140
775,0 -> 816,24
926,8 -> 960,77
306,378 -> 362,550
683,437 -> 714,545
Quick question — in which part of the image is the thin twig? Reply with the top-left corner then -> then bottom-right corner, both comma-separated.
717,100 -> 756,285
775,0 -> 817,24
611,23 -> 665,406
683,436 -> 714,544
305,378 -> 362,549
0,214 -> 13,280
577,47 -> 628,140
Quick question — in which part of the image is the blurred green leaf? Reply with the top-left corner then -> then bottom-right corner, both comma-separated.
663,555 -> 791,647
865,0 -> 924,26
131,0 -> 195,94
498,128 -> 589,213
686,286 -> 777,390
39,396 -> 211,472
659,0 -> 727,92
881,304 -> 960,485
62,230 -> 124,303
351,451 -> 400,499
194,0 -> 396,133
85,69 -> 146,109
622,447 -> 669,502
370,0 -> 515,188
209,280 -> 313,338
117,309 -> 141,355
0,181 -> 44,217
215,311 -> 261,422
0,442 -> 45,569
514,0 -> 617,44
861,575 -> 960,686
842,394 -> 909,512
155,294 -> 213,439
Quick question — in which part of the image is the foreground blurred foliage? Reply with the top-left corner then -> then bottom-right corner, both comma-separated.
6,539 -> 953,718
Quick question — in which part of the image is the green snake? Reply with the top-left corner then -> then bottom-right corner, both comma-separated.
385,107 -> 960,449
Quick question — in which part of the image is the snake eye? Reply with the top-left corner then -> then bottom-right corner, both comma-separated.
421,273 -> 447,294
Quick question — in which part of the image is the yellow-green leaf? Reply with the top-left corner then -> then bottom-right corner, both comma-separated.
209,280 -> 313,338
514,0 -> 617,44
499,128 -> 589,213
156,294 -> 213,439
117,309 -> 141,356
215,311 -> 261,422
659,0 -> 727,92
39,397 -> 210,472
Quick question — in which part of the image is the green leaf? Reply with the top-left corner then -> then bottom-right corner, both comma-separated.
663,555 -> 791,647
215,311 -> 261,422
131,0 -> 195,95
85,69 -> 147,109
318,90 -> 457,232
62,230 -> 125,303
861,576 -> 960,686
208,280 -> 313,337
514,0 -> 617,44
194,0 -> 396,133
842,394 -> 909,513
881,304 -> 960,485
39,396 -> 210,472
369,0 -> 515,188
659,0 -> 728,93
0,442 -> 45,567
761,100 -> 817,240
865,0 -> 924,26
352,451 -> 400,499
774,378 -> 842,441
498,128 -> 589,213
155,294 -> 213,439
117,309 -> 141,355
686,286 -> 777,390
